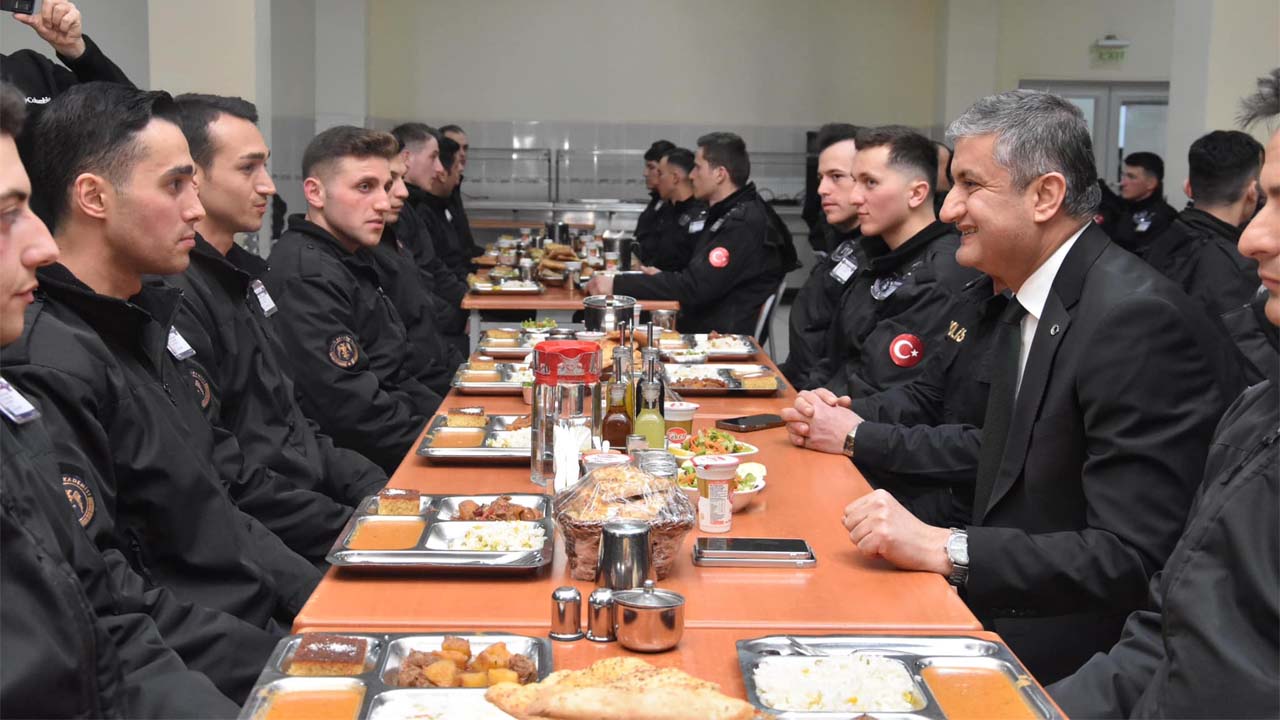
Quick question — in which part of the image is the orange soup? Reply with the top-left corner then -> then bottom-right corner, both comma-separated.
347,520 -> 425,550
260,688 -> 363,720
462,371 -> 502,383
430,429 -> 486,448
922,666 -> 1038,720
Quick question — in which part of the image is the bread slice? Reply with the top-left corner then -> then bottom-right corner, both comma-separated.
377,488 -> 421,515
447,407 -> 488,428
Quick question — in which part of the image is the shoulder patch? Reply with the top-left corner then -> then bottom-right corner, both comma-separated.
889,334 -> 925,368
708,246 -> 731,268
62,475 -> 95,527
189,369 -> 212,409
328,334 -> 361,368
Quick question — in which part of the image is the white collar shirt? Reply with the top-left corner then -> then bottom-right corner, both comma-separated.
1011,222 -> 1089,394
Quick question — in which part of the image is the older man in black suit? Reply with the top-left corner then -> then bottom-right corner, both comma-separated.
840,90 -> 1244,683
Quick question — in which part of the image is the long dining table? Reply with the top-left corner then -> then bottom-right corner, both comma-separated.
291,351 -> 1001,701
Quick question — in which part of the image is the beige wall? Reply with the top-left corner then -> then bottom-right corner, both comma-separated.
995,0 -> 1174,89
149,0 -> 258,99
367,0 -> 938,128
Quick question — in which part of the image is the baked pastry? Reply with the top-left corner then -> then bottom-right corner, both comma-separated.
288,634 -> 367,676
487,328 -> 521,340
737,373 -> 778,390
470,355 -> 497,371
447,407 -> 488,428
377,487 -> 421,515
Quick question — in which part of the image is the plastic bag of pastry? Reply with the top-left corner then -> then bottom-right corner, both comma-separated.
553,463 -> 695,581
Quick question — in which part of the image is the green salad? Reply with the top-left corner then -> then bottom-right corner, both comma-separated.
521,318 -> 557,331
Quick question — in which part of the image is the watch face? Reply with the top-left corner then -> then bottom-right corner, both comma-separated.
948,534 -> 969,566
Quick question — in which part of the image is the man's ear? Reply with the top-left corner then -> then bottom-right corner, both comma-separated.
1183,178 -> 1193,200
1030,172 -> 1068,223
303,176 -> 325,210
906,177 -> 931,210
70,172 -> 110,221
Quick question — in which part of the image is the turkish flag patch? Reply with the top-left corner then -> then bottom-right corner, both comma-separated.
708,246 -> 730,268
889,333 -> 924,368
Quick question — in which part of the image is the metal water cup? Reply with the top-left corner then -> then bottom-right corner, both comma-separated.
597,518 -> 653,590
651,309 -> 679,332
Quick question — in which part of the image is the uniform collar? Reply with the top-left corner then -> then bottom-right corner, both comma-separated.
186,233 -> 258,293
407,182 -> 450,210
1179,206 -> 1243,242
1012,222 -> 1088,322
705,183 -> 757,226
284,214 -> 381,275
860,220 -> 953,275
35,262 -> 183,344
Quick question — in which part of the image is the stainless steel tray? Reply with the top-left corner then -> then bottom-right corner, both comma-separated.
658,333 -> 758,360
452,362 -> 531,394
476,326 -> 584,358
468,280 -> 545,295
417,415 -> 532,462
238,632 -> 552,719
736,634 -> 1062,719
665,363 -> 782,396
326,494 -> 553,573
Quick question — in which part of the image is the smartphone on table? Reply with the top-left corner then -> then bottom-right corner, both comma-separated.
715,413 -> 785,433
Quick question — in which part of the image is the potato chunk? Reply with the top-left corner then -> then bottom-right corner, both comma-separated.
473,642 -> 512,671
441,636 -> 472,657
459,671 -> 489,688
487,668 -> 519,686
424,659 -> 459,688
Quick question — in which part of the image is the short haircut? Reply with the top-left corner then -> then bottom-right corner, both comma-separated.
173,93 -> 258,169
390,122 -> 439,153
0,82 -> 24,137
934,140 -> 954,185
1124,151 -> 1164,181
26,82 -> 182,232
855,125 -> 939,196
697,132 -> 750,187
1238,67 -> 1280,129
947,89 -> 1101,219
660,147 -> 695,176
302,125 -> 397,180
439,135 -> 460,171
816,123 -> 861,153
439,124 -> 465,136
644,139 -> 676,163
1188,130 -> 1264,206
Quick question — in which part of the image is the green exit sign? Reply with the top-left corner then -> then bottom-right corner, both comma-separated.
1092,46 -> 1126,63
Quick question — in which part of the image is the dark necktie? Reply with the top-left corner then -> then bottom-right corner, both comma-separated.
972,295 -> 1029,524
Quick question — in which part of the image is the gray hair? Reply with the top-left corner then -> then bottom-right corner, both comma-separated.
947,89 -> 1101,219
1238,67 -> 1280,130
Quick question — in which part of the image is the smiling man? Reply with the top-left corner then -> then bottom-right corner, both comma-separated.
839,90 -> 1245,683
805,125 -> 977,398
262,126 -> 442,474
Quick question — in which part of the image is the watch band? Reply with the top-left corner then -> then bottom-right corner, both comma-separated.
842,425 -> 858,458
946,528 -> 969,587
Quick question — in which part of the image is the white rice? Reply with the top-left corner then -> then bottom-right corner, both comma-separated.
369,694 -> 514,720
753,654 -> 923,712
449,522 -> 545,552
667,365 -> 726,383
486,428 -> 532,449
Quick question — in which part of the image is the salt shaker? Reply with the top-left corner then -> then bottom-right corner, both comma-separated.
549,586 -> 584,641
586,587 -> 616,642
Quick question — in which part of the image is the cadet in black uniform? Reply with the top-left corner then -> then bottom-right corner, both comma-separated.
9,83 -> 319,629
634,139 -> 677,242
371,149 -> 464,395
401,128 -> 473,281
1145,131 -> 1263,327
263,126 -> 443,475
635,147 -> 707,271
809,126 -> 977,398
0,80 -> 262,715
168,94 -> 388,508
441,124 -> 484,259
1103,151 -> 1178,256
932,140 -> 953,217
588,132 -> 797,335
780,123 -> 862,387
1051,90 -> 1280,717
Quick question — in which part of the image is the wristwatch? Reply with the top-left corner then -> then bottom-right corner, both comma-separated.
946,528 -> 969,587
841,425 -> 858,458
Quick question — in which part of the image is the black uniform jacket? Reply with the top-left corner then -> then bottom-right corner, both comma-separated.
0,35 -> 132,106
640,196 -> 708,272
407,183 -> 471,281
1050,364 -> 1278,718
613,183 -> 787,335
1,395 -> 245,717
1145,208 -> 1257,316
2,264 -> 319,628
808,221 -> 977,397
962,224 -> 1246,683
371,222 -> 463,395
780,227 -> 860,387
849,275 -> 1000,527
634,191 -> 664,240
1222,286 -> 1280,381
449,183 -> 483,258
1104,193 -> 1179,258
263,216 -> 442,475
167,235 -> 386,507
395,202 -> 469,336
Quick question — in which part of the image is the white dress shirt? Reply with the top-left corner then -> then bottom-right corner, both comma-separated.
1011,223 -> 1090,394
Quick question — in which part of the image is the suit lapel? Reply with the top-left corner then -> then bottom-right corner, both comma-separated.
979,224 -> 1110,520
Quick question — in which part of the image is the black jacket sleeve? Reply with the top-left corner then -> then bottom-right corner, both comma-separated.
54,35 -> 133,88
311,417 -> 388,505
614,220 -> 764,310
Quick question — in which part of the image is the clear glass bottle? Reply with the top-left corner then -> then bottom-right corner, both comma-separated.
633,348 -> 665,421
531,341 -> 602,490
601,382 -> 633,450
632,380 -> 666,449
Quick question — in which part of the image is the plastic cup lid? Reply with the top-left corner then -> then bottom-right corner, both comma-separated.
663,401 -> 699,420
692,455 -> 740,479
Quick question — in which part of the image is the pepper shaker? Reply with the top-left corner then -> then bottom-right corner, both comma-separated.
586,587 -> 616,642
549,586 -> 584,641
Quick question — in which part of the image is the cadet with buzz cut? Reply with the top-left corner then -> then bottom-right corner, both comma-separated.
635,147 -> 708,272
263,126 -> 443,475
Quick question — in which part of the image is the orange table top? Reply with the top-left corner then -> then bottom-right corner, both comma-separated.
462,282 -> 680,312
295,387 -> 979,635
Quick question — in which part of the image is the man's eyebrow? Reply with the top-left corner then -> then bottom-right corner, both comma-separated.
163,164 -> 196,179
0,189 -> 29,203
239,151 -> 268,161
